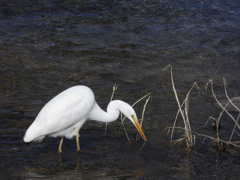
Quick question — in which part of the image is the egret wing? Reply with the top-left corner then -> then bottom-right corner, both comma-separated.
24,86 -> 95,142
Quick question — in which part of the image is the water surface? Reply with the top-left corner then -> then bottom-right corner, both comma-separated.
1,0 -> 240,179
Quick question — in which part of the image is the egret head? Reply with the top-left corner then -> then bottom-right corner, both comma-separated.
112,100 -> 147,142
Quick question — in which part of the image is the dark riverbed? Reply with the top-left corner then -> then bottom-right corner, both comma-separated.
1,0 -> 240,179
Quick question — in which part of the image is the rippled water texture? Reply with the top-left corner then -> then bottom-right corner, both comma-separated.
1,0 -> 240,179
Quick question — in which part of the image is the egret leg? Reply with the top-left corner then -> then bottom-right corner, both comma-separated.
57,137 -> 64,154
75,129 -> 81,153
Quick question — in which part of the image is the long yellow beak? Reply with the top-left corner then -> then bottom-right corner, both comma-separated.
131,115 -> 147,142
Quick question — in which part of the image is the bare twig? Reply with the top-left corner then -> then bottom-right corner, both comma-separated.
208,79 -> 240,130
136,95 -> 151,141
105,84 -> 119,135
223,78 -> 240,112
165,66 -> 240,152
167,127 -> 240,150
163,64 -> 201,148
203,116 -> 216,127
228,113 -> 240,145
120,113 -> 130,141
163,65 -> 186,128
132,93 -> 151,107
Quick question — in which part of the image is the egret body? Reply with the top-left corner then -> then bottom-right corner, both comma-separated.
23,85 -> 147,153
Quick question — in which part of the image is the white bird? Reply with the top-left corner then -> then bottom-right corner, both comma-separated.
23,85 -> 147,153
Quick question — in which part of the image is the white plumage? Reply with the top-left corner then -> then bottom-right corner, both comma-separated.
23,85 -> 147,153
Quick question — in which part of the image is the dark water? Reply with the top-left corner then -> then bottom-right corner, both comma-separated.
1,0 -> 240,179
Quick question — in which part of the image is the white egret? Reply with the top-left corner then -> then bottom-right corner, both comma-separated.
23,85 -> 147,153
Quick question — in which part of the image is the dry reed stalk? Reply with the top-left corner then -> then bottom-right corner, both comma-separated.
215,103 -> 229,124
137,95 -> 150,152
208,79 -> 240,130
163,64 -> 200,148
222,78 -> 240,146
136,95 -> 151,141
120,111 -> 131,141
223,78 -> 240,112
105,84 -> 119,135
131,93 -> 151,142
203,116 -> 217,127
132,93 -> 151,107
228,113 -> 240,145
167,126 -> 240,151
164,66 -> 240,152
204,79 -> 240,151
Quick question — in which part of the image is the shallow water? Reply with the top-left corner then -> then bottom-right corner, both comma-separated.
1,0 -> 240,179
